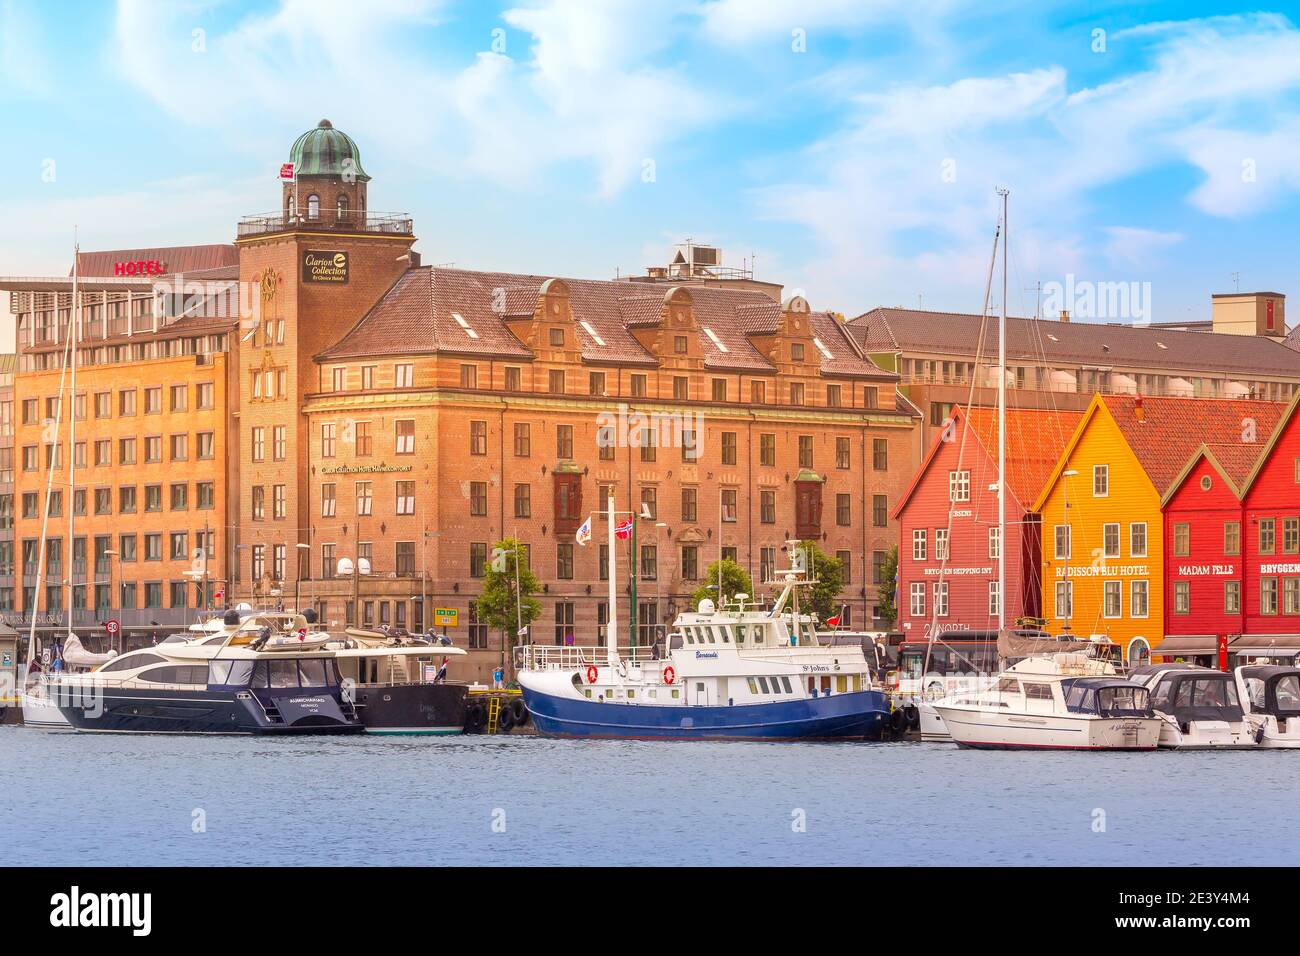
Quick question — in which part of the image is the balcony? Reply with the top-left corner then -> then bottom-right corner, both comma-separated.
237,210 -> 413,239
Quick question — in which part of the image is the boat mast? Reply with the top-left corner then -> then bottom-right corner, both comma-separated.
997,188 -> 1008,632
67,240 -> 78,642
606,491 -> 619,667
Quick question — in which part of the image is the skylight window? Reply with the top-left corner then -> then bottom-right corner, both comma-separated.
813,336 -> 834,360
703,328 -> 729,353
1047,333 -> 1059,342
1156,341 -> 1168,350
579,320 -> 606,346
452,312 -> 479,340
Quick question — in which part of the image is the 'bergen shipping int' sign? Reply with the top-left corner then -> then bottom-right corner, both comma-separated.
302,250 -> 349,284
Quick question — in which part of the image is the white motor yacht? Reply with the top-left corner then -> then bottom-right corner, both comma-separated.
1128,663 -> 1254,749
1234,665 -> 1300,747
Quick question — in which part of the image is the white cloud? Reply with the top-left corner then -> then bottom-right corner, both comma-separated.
1102,227 -> 1185,270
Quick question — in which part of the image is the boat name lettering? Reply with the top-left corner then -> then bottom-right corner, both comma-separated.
694,650 -> 718,659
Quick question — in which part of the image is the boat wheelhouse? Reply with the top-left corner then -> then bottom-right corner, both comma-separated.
1234,665 -> 1300,748
1128,663 -> 1253,749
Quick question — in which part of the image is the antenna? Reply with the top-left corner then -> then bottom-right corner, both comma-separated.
1231,271 -> 1241,292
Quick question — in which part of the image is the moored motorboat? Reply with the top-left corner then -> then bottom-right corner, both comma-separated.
22,635 -> 117,731
1234,664 -> 1300,748
328,628 -> 469,735
931,652 -> 1162,751
1127,663 -> 1254,749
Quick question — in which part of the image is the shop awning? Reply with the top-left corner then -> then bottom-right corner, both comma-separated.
1235,635 -> 1300,654
1152,636 -> 1220,656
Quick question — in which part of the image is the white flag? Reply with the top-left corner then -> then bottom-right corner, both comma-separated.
575,515 -> 592,546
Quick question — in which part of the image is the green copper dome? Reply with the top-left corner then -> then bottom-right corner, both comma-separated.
288,119 -> 371,182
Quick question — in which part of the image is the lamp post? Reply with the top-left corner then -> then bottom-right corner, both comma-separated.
100,549 -> 119,652
294,543 -> 311,612
654,521 -> 667,645
1061,469 -> 1079,634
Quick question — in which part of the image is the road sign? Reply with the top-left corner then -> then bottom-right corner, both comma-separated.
433,607 -> 458,627
104,619 -> 120,636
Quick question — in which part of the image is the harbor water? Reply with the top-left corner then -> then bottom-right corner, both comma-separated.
3,729 -> 1295,866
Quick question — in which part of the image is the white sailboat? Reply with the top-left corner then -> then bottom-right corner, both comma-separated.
21,239 -> 114,729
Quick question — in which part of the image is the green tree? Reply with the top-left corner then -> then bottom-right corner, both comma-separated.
799,540 -> 846,622
691,558 -> 754,609
877,545 -> 899,628
476,537 -> 543,662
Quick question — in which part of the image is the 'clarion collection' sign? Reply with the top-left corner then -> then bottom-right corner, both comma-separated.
302,250 -> 349,284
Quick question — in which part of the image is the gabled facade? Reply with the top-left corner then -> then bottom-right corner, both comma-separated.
1240,392 -> 1300,637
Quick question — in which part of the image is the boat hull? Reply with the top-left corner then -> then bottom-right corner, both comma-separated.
21,690 -> 71,730
53,685 -> 363,735
933,706 -> 1163,750
1155,717 -> 1254,749
918,702 -> 950,742
354,683 -> 467,735
520,686 -> 889,741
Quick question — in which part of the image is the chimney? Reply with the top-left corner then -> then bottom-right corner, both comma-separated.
1134,394 -> 1145,423
1059,310 -> 1071,323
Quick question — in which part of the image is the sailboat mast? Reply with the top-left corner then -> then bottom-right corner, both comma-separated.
606,492 -> 619,667
997,188 -> 1008,631
67,241 -> 78,640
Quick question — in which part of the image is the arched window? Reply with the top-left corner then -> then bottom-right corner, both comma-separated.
336,194 -> 349,220
307,194 -> 320,220
286,195 -> 296,220
1127,636 -> 1151,665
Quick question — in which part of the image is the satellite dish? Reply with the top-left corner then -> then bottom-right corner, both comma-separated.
358,557 -> 371,575
337,557 -> 354,577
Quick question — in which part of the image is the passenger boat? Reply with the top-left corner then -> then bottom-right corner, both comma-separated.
1127,663 -> 1253,749
51,611 -> 363,735
327,628 -> 469,735
516,504 -> 889,741
931,652 -> 1162,750
1234,665 -> 1300,748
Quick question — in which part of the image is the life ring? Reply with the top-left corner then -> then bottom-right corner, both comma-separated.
586,665 -> 599,684
663,665 -> 676,685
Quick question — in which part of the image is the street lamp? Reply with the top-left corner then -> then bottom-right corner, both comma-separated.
1061,469 -> 1079,634
99,549 -> 119,652
294,542 -> 311,612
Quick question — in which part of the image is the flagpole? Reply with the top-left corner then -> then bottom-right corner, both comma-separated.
629,509 -> 638,650
606,493 -> 619,668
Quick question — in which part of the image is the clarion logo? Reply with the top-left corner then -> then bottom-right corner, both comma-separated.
49,886 -> 151,936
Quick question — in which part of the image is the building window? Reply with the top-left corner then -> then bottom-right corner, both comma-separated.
988,526 -> 1001,559
933,581 -> 948,617
1260,518 -> 1276,555
514,423 -> 530,457
681,545 -> 698,581
1285,518 -> 1300,554
1055,581 -> 1073,619
1093,464 -> 1108,497
1103,523 -> 1121,558
514,483 -> 531,518
760,490 -> 775,524
912,529 -> 927,561
873,439 -> 888,471
872,495 -> 888,528
760,433 -> 775,467
1131,580 -> 1149,618
589,371 -> 606,396
272,426 -> 286,461
1225,580 -> 1241,614
1173,580 -> 1190,615
682,430 -> 698,463
321,423 -> 336,458
556,543 -> 574,580
949,470 -> 970,502
395,420 -> 415,455
935,527 -> 948,561
751,380 -> 766,404
1054,525 -> 1071,560
798,435 -> 813,469
321,483 -> 337,517
721,432 -> 737,466
826,384 -> 842,407
1173,522 -> 1190,557
470,420 -> 487,456
1101,580 -> 1122,618
548,369 -> 566,394
1262,577 -> 1279,615
836,494 -> 850,527
988,581 -> 1001,618
630,374 -> 646,398
1285,577 -> 1300,615
395,363 -> 414,388
355,421 -> 373,457
909,582 -> 925,617
681,487 -> 698,522
835,437 -> 851,470
639,429 -> 656,463
722,489 -> 738,523
197,432 -> 215,459
673,376 -> 688,401
1224,521 -> 1240,556
469,481 -> 488,516
396,481 -> 415,516
1130,522 -> 1148,558
356,481 -> 373,516
790,382 -> 805,405
598,426 -> 615,461
556,425 -> 573,459
640,544 -> 657,581
469,542 -> 487,578
331,367 -> 346,391
460,364 -> 478,389
640,487 -> 657,520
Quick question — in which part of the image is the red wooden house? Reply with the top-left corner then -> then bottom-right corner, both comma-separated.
892,406 -> 1082,638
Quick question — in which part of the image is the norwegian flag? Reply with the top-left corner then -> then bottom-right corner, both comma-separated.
614,517 -> 634,540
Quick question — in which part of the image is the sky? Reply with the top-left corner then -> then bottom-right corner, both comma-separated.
3,0 -> 1300,348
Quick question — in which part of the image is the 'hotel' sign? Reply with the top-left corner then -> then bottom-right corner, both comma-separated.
302,250 -> 349,284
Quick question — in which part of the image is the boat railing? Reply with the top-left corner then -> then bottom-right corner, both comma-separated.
517,644 -> 666,671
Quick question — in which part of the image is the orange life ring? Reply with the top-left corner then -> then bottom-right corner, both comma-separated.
663,665 -> 676,685
586,665 -> 599,684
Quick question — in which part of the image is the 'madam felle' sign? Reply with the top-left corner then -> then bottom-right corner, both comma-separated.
302,250 -> 349,284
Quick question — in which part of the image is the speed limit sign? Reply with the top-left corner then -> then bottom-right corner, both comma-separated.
104,619 -> 120,636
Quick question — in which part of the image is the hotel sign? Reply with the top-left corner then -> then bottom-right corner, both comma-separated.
113,259 -> 166,276
321,462 -> 412,475
1055,564 -> 1149,578
302,250 -> 349,284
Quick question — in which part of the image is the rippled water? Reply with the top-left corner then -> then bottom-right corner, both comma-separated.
3,728 -> 1295,866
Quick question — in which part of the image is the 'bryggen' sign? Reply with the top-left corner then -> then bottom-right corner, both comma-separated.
302,250 -> 349,284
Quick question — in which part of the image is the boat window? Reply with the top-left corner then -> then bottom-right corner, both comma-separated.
251,660 -> 270,687
203,635 -> 229,645
1244,677 -> 1267,709
780,675 -> 793,693
1149,680 -> 1171,709
137,665 -> 207,684
99,652 -> 167,673
297,659 -> 328,687
996,677 -> 1021,695
734,624 -> 746,644
1097,686 -> 1149,715
1023,683 -> 1053,700
1276,675 -> 1300,709
209,660 -> 255,686
669,635 -> 683,651
685,629 -> 695,645
757,676 -> 771,693
751,624 -> 765,644
901,651 -> 924,680
717,625 -> 731,643
1185,678 -> 1235,708
746,677 -> 758,694
1064,683 -> 1094,712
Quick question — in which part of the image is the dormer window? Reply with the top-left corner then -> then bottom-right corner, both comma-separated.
549,328 -> 565,347
791,343 -> 805,362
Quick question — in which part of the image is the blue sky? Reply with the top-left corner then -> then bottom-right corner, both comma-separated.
3,0 -> 1300,341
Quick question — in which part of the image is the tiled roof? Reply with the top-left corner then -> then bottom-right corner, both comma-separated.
71,244 -> 238,277
1102,395 -> 1284,494
849,307 -> 1300,378
963,406 -> 1085,504
319,266 -> 898,381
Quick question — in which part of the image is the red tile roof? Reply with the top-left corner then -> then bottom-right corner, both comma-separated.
963,406 -> 1085,504
1101,395 -> 1284,494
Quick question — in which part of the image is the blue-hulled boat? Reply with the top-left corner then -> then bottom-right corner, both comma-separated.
517,498 -> 889,741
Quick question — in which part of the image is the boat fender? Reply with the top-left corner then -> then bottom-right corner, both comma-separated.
510,699 -> 528,724
903,704 -> 919,729
1256,725 -> 1266,745
663,665 -> 676,685
889,708 -> 907,734
586,665 -> 599,684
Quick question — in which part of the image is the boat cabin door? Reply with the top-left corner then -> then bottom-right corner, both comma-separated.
693,681 -> 708,706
